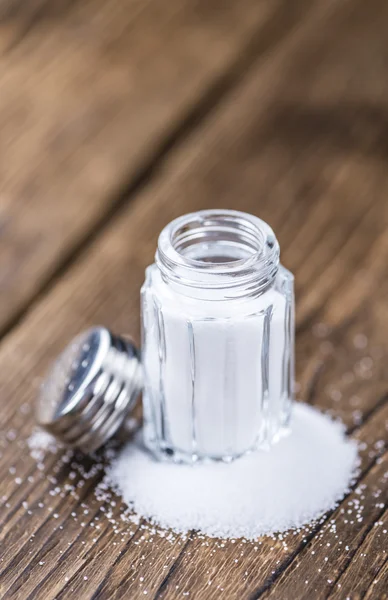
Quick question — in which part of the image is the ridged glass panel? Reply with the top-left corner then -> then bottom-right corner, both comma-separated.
141,263 -> 294,463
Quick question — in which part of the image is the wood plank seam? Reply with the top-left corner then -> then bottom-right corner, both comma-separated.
120,407 -> 386,600
347,392 -> 388,436
2,403 -> 384,600
2,0 -> 50,53
1,0 -> 388,595
152,536 -> 193,600
0,0 -> 319,350
295,198 -> 379,334
326,506 -> 388,596
86,523 -> 146,600
251,451 -> 388,599
360,556 -> 388,600
0,474 -> 99,583
1,263 -> 386,596
332,531 -> 388,600
30,513 -> 113,600
35,521 -> 140,600
247,538 -> 315,600
1,381 -> 384,538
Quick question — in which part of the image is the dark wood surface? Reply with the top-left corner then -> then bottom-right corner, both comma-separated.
0,0 -> 387,598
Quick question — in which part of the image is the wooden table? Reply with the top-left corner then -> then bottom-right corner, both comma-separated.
0,1 -> 387,598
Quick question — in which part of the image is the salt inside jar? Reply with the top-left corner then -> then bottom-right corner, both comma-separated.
141,209 -> 295,463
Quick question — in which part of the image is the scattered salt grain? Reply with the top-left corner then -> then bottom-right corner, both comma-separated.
28,428 -> 59,461
106,404 -> 358,540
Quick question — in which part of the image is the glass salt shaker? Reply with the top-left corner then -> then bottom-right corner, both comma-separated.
141,209 -> 295,463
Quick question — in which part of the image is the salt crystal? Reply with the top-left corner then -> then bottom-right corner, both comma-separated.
27,428 -> 59,461
106,404 -> 358,540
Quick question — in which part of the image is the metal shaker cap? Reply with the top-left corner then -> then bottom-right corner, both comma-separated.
36,327 -> 142,453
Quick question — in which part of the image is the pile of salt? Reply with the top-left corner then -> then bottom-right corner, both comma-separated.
106,403 -> 358,540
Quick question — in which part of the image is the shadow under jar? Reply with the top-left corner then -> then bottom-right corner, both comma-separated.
141,209 -> 295,463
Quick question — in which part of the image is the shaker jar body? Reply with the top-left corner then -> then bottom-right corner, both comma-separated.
141,210 -> 295,463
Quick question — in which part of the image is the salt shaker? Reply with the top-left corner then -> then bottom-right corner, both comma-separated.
37,210 -> 294,463
141,209 -> 295,463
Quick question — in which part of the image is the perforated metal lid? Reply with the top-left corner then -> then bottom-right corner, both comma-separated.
36,327 -> 142,453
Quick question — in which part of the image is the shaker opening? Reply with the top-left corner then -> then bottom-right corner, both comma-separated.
170,211 -> 264,266
156,210 -> 280,296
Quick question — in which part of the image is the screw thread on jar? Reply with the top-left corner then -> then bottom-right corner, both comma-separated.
156,209 -> 280,300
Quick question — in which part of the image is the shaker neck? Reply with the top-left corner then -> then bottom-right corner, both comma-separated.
155,210 -> 280,300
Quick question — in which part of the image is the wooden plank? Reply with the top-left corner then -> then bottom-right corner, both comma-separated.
364,560 -> 388,600
258,442 -> 388,600
0,0 -> 291,333
1,0 -> 388,597
327,509 -> 388,599
1,401 -> 385,599
151,406 -> 388,600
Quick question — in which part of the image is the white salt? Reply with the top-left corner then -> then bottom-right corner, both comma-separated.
106,403 -> 359,540
28,428 -> 60,462
142,211 -> 294,463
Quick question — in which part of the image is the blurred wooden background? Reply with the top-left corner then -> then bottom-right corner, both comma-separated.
0,0 -> 387,598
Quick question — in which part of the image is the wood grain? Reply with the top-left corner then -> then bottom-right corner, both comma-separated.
0,0 -> 291,333
1,0 -> 388,598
